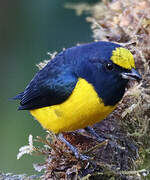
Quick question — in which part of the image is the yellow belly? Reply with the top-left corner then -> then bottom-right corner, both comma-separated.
30,78 -> 116,134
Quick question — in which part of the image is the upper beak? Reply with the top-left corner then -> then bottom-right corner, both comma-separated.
121,68 -> 142,82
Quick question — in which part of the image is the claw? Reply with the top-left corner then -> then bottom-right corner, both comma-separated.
79,154 -> 90,160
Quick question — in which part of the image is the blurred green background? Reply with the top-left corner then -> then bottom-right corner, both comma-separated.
0,0 -> 98,175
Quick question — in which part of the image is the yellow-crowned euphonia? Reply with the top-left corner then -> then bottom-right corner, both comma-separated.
14,41 -> 141,159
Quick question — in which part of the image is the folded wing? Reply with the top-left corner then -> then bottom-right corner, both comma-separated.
14,58 -> 77,110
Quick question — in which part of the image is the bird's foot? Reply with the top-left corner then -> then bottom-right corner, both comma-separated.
84,126 -> 106,143
58,133 -> 90,161
84,126 -> 125,151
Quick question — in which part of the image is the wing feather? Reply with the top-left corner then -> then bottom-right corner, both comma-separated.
15,55 -> 77,110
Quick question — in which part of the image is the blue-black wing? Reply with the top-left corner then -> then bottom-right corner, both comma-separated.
14,54 -> 77,110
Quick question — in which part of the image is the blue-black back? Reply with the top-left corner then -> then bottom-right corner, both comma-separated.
14,41 -> 128,110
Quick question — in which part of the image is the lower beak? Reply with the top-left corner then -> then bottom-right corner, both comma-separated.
121,68 -> 142,82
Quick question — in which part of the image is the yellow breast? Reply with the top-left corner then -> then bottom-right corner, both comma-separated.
30,78 -> 116,134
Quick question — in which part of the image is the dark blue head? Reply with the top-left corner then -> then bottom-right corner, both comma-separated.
65,41 -> 142,106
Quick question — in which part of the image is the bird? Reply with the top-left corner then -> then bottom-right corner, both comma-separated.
13,41 -> 142,159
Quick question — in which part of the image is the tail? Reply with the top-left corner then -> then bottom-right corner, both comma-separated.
11,92 -> 24,100
11,92 -> 27,110
11,92 -> 33,110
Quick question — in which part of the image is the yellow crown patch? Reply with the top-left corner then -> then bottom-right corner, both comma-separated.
111,47 -> 135,70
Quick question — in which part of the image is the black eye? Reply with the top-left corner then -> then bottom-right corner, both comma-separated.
105,63 -> 114,71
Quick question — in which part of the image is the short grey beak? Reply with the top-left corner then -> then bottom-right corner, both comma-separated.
121,68 -> 142,82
